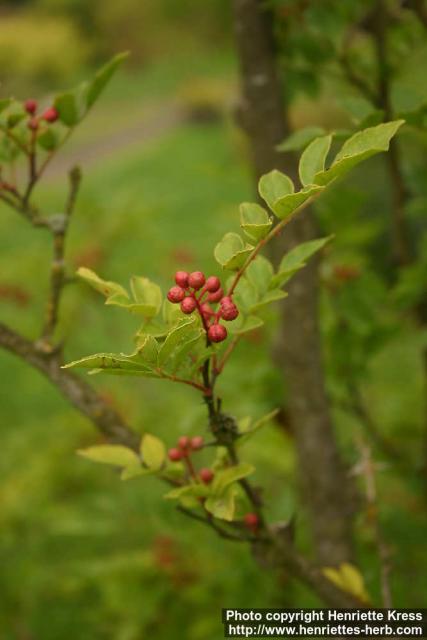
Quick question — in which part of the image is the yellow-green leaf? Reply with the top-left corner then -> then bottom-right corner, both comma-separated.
77,445 -> 139,468
240,202 -> 273,242
214,232 -> 254,271
204,486 -> 237,521
314,120 -> 404,186
140,434 -> 166,471
322,563 -> 370,603
299,135 -> 332,186
77,267 -> 128,299
258,170 -> 294,209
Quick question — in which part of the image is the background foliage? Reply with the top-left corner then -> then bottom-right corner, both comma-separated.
0,0 -> 426,638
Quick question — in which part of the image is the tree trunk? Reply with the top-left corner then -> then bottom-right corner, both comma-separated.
232,0 -> 355,565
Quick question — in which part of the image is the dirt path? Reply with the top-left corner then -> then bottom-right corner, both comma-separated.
44,102 -> 186,180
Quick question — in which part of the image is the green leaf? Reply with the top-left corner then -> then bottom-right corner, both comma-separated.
62,352 -> 157,377
277,126 -> 326,152
7,111 -> 25,129
54,53 -> 128,127
212,462 -> 255,495
137,318 -> 171,338
168,330 -> 204,373
299,135 -> 332,186
214,233 -> 254,271
163,299 -> 187,327
246,256 -> 274,295
37,127 -> 60,151
136,334 -> 159,366
271,184 -> 324,220
157,318 -> 197,366
204,486 -> 237,521
140,434 -> 165,471
238,409 -> 280,445
314,120 -> 404,185
105,294 -> 158,316
54,92 -> 81,127
121,464 -> 152,481
0,98 -> 12,114
322,563 -> 370,603
77,267 -> 129,299
164,484 -> 209,501
226,314 -> 264,336
129,276 -> 162,318
240,202 -> 272,242
258,169 -> 294,209
77,445 -> 139,468
250,288 -> 287,312
271,236 -> 332,288
85,52 -> 129,110
231,277 -> 258,313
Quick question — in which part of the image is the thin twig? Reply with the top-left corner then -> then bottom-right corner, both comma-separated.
227,195 -> 316,297
213,336 -> 241,378
226,439 -> 265,524
0,124 -> 29,154
158,370 -> 209,394
352,438 -> 393,607
177,506 -> 252,542
40,166 -> 82,346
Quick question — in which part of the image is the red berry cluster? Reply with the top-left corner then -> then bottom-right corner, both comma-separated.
24,99 -> 59,132
168,435 -> 214,484
167,271 -> 239,343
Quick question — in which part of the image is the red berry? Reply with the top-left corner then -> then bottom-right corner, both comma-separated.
42,106 -> 59,123
200,302 -> 214,317
199,468 -> 214,484
25,99 -> 37,115
27,117 -> 39,131
167,286 -> 186,303
207,287 -> 224,303
243,512 -> 259,530
178,436 -> 191,450
175,271 -> 189,288
221,304 -> 239,321
168,448 -> 183,462
220,296 -> 233,307
205,276 -> 221,293
188,271 -> 205,290
181,296 -> 197,314
208,324 -> 227,343
190,436 -> 204,450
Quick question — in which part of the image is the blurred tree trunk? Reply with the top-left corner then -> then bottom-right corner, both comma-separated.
232,0 -> 356,565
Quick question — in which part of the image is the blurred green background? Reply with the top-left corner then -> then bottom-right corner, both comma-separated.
1,1 -> 427,638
